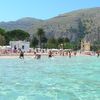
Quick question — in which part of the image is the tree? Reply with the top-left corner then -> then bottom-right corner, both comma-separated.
63,37 -> 70,43
57,37 -> 70,49
36,28 -> 45,48
0,34 -> 5,46
0,28 -> 5,36
92,41 -> 100,51
5,29 -> 30,43
57,38 -> 63,44
47,38 -> 58,48
31,36 -> 38,48
41,36 -> 48,48
5,31 -> 11,45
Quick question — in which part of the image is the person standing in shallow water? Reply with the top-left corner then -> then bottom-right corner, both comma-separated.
19,50 -> 24,59
33,51 -> 41,59
68,51 -> 71,58
48,50 -> 52,58
97,52 -> 100,57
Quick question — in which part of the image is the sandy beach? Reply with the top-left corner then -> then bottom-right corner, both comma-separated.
0,51 -> 96,59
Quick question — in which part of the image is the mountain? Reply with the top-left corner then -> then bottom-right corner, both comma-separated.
0,17 -> 43,36
0,7 -> 100,42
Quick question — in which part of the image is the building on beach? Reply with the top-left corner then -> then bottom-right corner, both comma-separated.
9,41 -> 30,52
81,40 -> 91,51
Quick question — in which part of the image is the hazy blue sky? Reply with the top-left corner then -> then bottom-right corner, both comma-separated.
0,0 -> 100,21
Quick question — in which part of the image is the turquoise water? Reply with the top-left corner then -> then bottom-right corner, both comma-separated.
0,56 -> 100,100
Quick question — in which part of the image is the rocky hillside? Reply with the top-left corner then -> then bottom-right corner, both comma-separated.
0,7 -> 100,42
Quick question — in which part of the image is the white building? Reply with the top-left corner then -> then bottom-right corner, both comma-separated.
10,41 -> 30,52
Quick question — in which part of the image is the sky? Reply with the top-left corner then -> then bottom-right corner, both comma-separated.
0,0 -> 100,21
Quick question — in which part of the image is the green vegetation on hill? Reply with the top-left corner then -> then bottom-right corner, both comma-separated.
0,28 -> 30,45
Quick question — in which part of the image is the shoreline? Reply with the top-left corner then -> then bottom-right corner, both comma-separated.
0,54 -> 97,59
0,50 -> 97,59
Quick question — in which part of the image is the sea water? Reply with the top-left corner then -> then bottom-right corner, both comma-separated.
0,56 -> 100,100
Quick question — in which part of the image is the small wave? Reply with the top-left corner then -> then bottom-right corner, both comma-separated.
16,96 -> 27,100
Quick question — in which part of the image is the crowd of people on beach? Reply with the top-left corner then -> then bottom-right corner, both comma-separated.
18,49 -> 74,59
0,47 -> 100,59
18,48 -> 100,59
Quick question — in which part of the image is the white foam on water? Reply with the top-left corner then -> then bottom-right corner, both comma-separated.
16,96 -> 27,100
